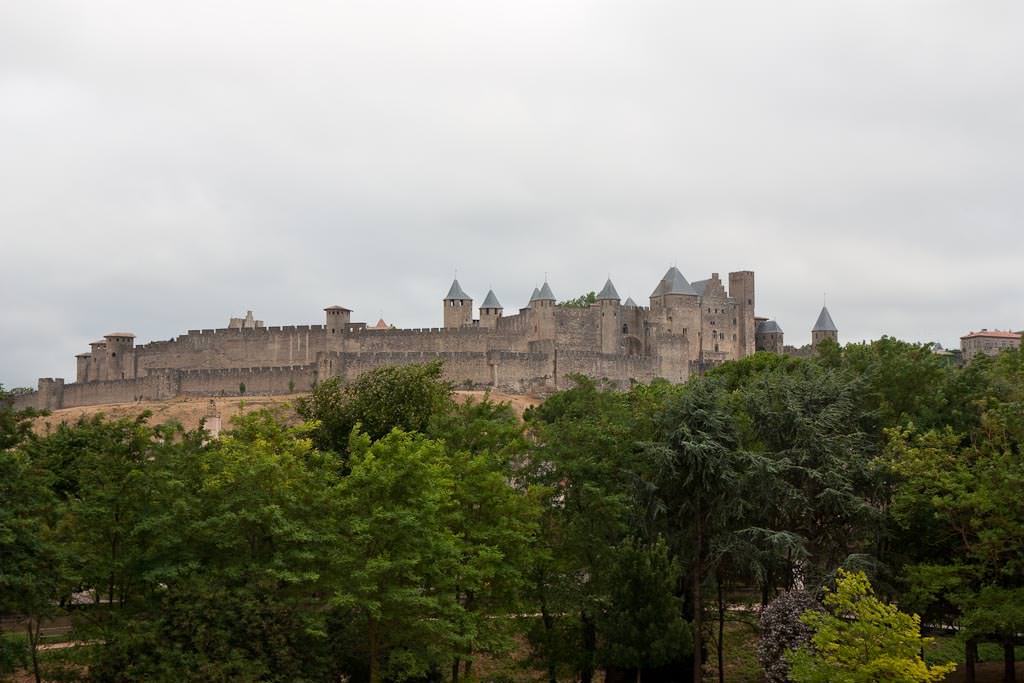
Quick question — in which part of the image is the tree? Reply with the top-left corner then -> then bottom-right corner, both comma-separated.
524,377 -> 669,683
332,429 -> 463,683
757,590 -> 823,683
558,292 -> 597,308
786,569 -> 955,683
0,447 -> 62,683
0,382 -> 44,450
296,361 -> 454,454
598,537 -> 691,683
650,379 -> 749,683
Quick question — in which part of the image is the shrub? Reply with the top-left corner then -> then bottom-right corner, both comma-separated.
758,589 -> 822,683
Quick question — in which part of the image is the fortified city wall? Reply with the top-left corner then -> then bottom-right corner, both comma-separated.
14,267 -> 812,412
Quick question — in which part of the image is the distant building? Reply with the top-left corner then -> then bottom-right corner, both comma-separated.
228,310 -> 264,329
960,329 -> 1022,362
811,306 -> 839,348
755,318 -> 784,354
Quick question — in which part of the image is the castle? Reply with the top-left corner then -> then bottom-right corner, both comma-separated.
14,267 -> 838,411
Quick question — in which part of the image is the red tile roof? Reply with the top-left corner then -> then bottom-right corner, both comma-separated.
961,329 -> 1021,340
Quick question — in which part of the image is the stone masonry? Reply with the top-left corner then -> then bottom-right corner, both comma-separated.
17,267 -> 773,411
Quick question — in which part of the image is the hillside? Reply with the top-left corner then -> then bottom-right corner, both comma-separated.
31,390 -> 541,434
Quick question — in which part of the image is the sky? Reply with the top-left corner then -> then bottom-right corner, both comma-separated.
2,1 -> 1022,388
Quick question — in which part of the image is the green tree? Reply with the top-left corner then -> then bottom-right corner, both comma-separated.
0,447 -> 62,683
296,361 -> 454,454
558,292 -> 598,308
332,429 -> 463,683
786,569 -> 955,683
0,383 -> 44,450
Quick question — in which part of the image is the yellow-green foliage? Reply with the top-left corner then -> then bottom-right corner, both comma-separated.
786,570 -> 956,683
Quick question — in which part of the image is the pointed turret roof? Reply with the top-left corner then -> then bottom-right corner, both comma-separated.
812,306 -> 837,332
757,319 -> 783,333
596,278 -> 620,301
624,297 -> 637,308
535,281 -> 556,301
481,289 -> 502,309
526,287 -> 541,307
444,279 -> 471,301
650,266 -> 698,297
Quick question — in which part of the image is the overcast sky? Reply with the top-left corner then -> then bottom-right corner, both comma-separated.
2,1 -> 1022,388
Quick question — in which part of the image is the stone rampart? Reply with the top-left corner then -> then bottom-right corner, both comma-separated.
554,350 -> 659,389
176,365 -> 318,396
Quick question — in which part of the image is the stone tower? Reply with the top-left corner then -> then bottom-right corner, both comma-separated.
811,306 -> 838,347
755,319 -> 784,353
596,278 -> 621,354
443,279 -> 473,329
530,281 -> 557,340
479,289 -> 503,329
324,306 -> 352,336
103,333 -> 135,381
728,271 -> 756,357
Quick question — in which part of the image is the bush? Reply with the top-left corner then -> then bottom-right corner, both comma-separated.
757,590 -> 822,683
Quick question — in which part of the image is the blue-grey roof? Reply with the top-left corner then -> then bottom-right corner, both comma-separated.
757,319 -> 783,333
526,287 -> 541,307
691,279 -> 709,296
444,279 -> 471,301
535,281 -> 556,301
596,278 -> 620,301
813,306 -> 837,332
624,297 -> 638,308
651,266 -> 698,297
481,289 -> 502,309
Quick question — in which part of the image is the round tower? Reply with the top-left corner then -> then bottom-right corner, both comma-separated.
324,306 -> 352,336
596,278 -> 621,354
811,306 -> 838,347
103,333 -> 135,380
530,281 -> 557,339
479,288 -> 503,329
443,279 -> 473,328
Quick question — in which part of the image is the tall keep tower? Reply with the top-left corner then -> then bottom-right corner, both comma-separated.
324,306 -> 352,336
596,278 -> 621,354
530,281 -> 557,340
811,306 -> 838,347
443,279 -> 473,329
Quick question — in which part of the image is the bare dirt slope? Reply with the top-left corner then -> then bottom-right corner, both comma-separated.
32,390 -> 541,434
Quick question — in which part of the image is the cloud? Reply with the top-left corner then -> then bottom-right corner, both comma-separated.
2,1 -> 1022,386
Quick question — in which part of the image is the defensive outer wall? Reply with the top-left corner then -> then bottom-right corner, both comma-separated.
15,267 -> 767,411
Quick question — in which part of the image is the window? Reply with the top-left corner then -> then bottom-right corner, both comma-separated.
622,324 -> 629,334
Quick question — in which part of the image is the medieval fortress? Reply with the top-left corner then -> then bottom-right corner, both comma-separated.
16,267 -> 839,411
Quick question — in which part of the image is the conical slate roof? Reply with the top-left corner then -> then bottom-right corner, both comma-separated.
757,319 -> 783,333
481,289 -> 502,309
444,279 -> 471,301
624,297 -> 638,308
526,287 -> 541,307
812,306 -> 837,332
535,281 -> 556,301
596,278 -> 620,301
651,266 -> 698,297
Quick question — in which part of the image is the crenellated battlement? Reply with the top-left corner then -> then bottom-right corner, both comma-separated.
31,266 -> 764,410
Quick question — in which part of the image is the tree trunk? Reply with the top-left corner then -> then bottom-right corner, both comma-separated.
27,618 -> 42,683
452,657 -> 461,683
692,498 -> 703,683
541,601 -> 557,683
717,575 -> 725,683
966,638 -> 977,683
1004,641 -> 1016,683
581,611 -> 596,683
464,659 -> 472,678
368,616 -> 381,683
